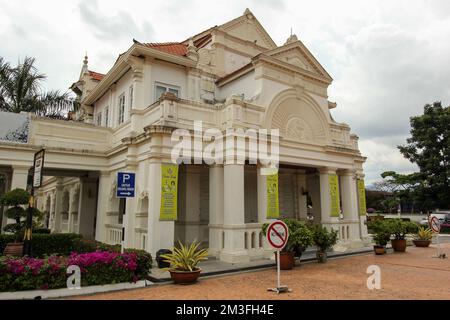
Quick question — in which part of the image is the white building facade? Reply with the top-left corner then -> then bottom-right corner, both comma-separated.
0,9 -> 368,263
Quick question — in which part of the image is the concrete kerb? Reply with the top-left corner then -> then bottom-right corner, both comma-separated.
0,280 -> 153,300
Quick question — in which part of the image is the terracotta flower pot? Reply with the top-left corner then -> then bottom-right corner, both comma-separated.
391,239 -> 407,252
3,242 -> 23,257
316,251 -> 327,263
169,268 -> 202,284
413,240 -> 432,248
373,245 -> 386,255
275,251 -> 295,270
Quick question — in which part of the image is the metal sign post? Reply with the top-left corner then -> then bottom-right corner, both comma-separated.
116,172 -> 136,254
23,149 -> 45,256
266,220 -> 291,294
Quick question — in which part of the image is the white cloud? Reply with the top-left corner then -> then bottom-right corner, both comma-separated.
1,0 -> 449,184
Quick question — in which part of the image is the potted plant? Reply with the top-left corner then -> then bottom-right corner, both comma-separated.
413,227 -> 433,247
371,220 -> 390,255
312,225 -> 338,263
160,240 -> 208,284
384,219 -> 418,252
0,188 -> 40,256
262,219 -> 313,270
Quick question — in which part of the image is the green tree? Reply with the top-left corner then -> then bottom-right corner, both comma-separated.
0,188 -> 43,241
0,56 -> 77,118
398,102 -> 450,209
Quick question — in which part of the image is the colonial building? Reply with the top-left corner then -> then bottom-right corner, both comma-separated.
0,9 -> 368,262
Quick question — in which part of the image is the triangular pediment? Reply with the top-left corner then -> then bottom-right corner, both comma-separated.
218,9 -> 277,50
267,40 -> 332,82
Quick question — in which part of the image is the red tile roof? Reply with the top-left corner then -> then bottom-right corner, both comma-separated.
143,42 -> 187,56
88,70 -> 105,81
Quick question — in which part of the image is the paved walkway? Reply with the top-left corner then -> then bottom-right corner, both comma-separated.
71,244 -> 450,300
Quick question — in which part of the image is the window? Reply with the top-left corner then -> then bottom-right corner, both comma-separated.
104,106 -> 109,127
118,94 -> 125,124
129,86 -> 134,110
96,112 -> 102,126
155,83 -> 179,102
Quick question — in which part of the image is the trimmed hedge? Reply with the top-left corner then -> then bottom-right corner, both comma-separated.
0,233 -> 82,258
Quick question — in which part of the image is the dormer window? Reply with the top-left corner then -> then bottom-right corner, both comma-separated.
155,83 -> 179,102
118,93 -> 125,124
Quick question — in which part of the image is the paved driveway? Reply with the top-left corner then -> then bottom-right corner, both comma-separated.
72,244 -> 450,300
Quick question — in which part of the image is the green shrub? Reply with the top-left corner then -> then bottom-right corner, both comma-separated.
0,233 -> 81,257
0,252 -> 145,292
123,249 -> 152,279
311,225 -> 338,252
31,233 -> 82,257
33,228 -> 51,234
384,219 -> 418,240
0,255 -> 67,292
261,218 -> 313,256
1,234 -> 152,279
371,220 -> 391,246
76,239 -> 152,278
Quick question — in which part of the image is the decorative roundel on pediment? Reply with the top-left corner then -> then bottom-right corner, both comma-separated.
286,117 -> 314,142
269,92 -> 328,145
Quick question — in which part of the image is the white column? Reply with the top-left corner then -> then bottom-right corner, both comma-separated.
77,178 -> 97,240
53,179 -> 64,233
357,174 -> 369,239
340,171 -> 358,221
11,166 -> 29,190
220,164 -> 249,263
49,193 -> 55,231
68,188 -> 75,233
184,166 -> 201,243
297,170 -> 308,220
257,165 -> 276,258
147,161 -> 175,256
318,167 -> 337,224
209,165 -> 224,257
257,166 -> 268,224
340,170 -> 363,247
95,172 -> 110,242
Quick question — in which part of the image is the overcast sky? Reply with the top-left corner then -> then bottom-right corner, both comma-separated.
1,0 -> 450,184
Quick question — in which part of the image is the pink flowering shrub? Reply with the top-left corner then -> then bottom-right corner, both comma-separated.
0,251 -> 144,292
0,255 -> 66,291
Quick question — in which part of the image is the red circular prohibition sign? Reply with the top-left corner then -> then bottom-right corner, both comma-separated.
266,221 -> 289,250
430,216 -> 441,233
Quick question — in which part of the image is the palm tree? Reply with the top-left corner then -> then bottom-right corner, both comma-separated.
0,56 -> 77,118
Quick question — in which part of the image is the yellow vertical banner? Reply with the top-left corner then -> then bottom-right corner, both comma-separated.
329,174 -> 340,217
266,173 -> 279,219
357,179 -> 367,216
160,164 -> 179,221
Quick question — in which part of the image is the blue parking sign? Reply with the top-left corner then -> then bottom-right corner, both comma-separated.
117,172 -> 135,198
